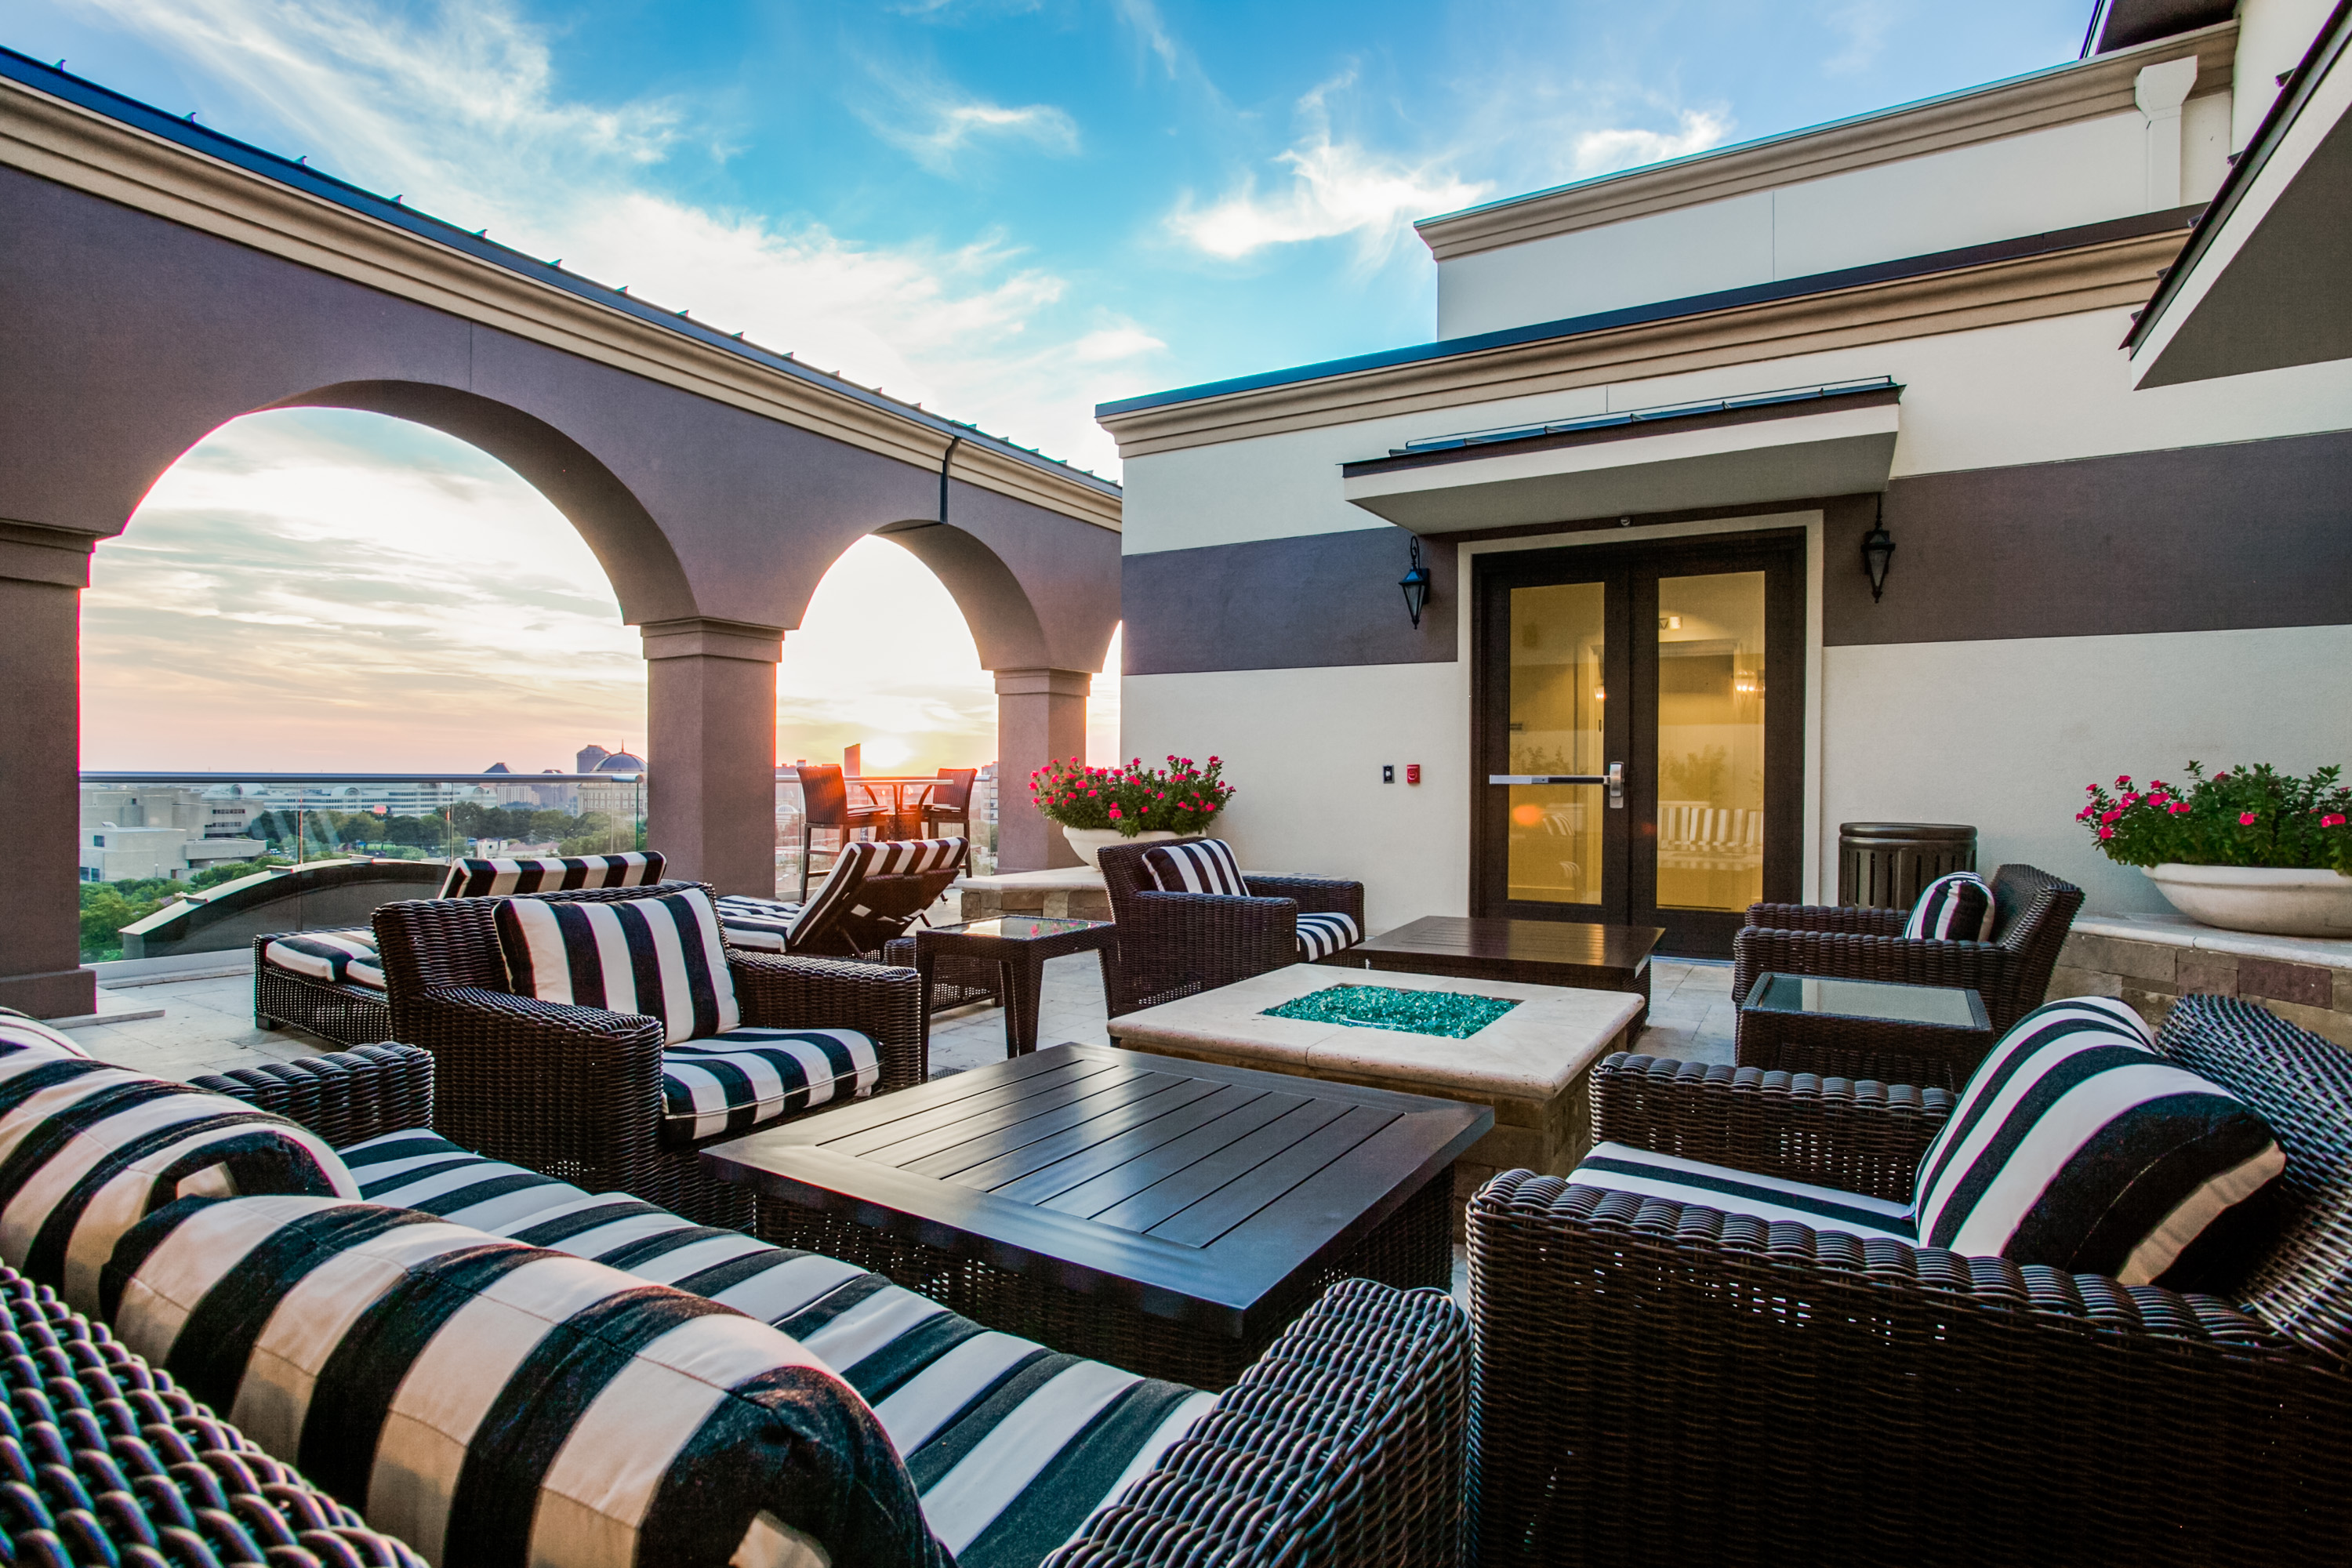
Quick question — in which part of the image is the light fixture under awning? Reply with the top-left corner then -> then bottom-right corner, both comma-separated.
1341,382 -> 1900,534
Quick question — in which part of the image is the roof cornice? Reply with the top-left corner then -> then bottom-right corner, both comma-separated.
1414,21 -> 2237,262
1099,216 -> 2194,458
0,56 -> 1121,530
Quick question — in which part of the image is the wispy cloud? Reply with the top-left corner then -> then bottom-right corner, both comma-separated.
67,0 -> 1149,471
1820,0 -> 1896,76
1167,75 -> 1490,263
1568,107 -> 1736,179
857,64 -> 1080,174
1114,0 -> 1182,78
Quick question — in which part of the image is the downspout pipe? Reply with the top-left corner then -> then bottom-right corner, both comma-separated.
938,434 -> 964,526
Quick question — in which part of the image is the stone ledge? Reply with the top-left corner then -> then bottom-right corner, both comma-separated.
2055,914 -> 2352,1049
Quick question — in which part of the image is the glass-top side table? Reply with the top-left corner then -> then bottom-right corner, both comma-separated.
1737,971 -> 1994,1090
887,916 -> 1118,1066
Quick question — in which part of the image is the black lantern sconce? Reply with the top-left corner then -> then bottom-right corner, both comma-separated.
1860,499 -> 1896,603
1400,537 -> 1435,628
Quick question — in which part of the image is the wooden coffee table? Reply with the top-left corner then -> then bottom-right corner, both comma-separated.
1319,914 -> 1664,1031
701,1042 -> 1489,1389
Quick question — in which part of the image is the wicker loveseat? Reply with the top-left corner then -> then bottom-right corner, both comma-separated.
1468,993 -> 2352,1566
371,879 -> 923,1227
1096,838 -> 1367,1018
0,1013 -> 1472,1568
1730,861 -> 2084,1083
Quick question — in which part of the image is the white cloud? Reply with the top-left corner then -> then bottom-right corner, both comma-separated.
1168,78 -> 1490,263
1821,0 -> 1897,76
1115,0 -> 1182,78
67,0 -> 1145,472
1570,108 -> 1736,178
856,67 -> 1080,174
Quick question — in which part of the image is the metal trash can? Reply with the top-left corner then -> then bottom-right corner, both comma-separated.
1838,822 -> 1977,909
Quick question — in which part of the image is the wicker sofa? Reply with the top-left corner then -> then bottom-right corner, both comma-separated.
370,880 -> 924,1228
1095,839 -> 1367,1018
0,1014 -> 1472,1568
1468,993 -> 2352,1566
1730,862 -> 2084,1083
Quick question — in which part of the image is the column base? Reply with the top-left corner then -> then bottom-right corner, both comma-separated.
0,967 -> 97,1021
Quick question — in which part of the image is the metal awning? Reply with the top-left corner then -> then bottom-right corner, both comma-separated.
1341,380 -> 1900,534
2129,3 -> 2352,387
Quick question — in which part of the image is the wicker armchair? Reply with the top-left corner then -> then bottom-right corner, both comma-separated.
1468,994 -> 2352,1567
371,880 -> 922,1227
1095,839 -> 1366,1018
1730,862 -> 2083,1082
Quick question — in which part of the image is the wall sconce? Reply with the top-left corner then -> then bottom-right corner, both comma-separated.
1399,538 -> 1435,628
1861,500 -> 1896,603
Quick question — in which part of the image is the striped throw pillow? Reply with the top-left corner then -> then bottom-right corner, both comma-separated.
1138,839 -> 1247,896
495,886 -> 742,1044
0,1007 -> 92,1061
1904,871 -> 1995,941
1912,997 -> 2285,1283
0,1052 -> 357,1312
102,1194 -> 951,1568
437,851 -> 666,898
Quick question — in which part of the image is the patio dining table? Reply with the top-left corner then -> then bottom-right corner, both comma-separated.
846,775 -> 938,840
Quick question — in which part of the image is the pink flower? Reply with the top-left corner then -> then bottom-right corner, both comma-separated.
2170,801 -> 2190,815
2099,808 -> 2122,825
2325,814 -> 2347,829
2115,775 -> 2132,788
1108,805 -> 1123,821
2239,811 -> 2259,826
2098,826 -> 2114,840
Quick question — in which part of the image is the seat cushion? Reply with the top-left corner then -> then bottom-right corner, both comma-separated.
1913,997 -> 2285,1284
660,1027 -> 881,1146
716,892 -> 802,953
0,1051 -> 357,1312
1570,1141 -> 1915,1243
866,837 -> 968,876
261,927 -> 385,990
436,850 -> 665,898
137,1142 -> 1221,1568
1295,910 -> 1363,961
784,840 -> 878,952
1139,837 -> 1248,895
0,1007 -> 91,1060
103,1193 -> 950,1568
495,884 -> 742,1044
1904,871 -> 1995,941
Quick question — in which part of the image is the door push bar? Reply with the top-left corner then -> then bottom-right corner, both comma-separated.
1487,762 -> 1625,808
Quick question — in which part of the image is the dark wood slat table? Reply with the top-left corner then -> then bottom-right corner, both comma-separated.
702,1041 -> 1491,1388
1319,914 -> 1664,1031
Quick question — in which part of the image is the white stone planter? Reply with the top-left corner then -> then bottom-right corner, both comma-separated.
1059,826 -> 1181,868
2144,863 -> 2352,938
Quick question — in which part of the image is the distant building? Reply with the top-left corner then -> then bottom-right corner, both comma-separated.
576,744 -> 612,774
81,826 -> 264,883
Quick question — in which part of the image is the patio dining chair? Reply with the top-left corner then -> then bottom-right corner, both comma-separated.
793,761 -> 892,901
920,767 -> 979,836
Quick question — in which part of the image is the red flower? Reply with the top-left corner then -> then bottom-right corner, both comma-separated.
2115,775 -> 2132,788
2097,826 -> 2114,840
2099,808 -> 2122,825
2238,811 -> 2259,826
2325,814 -> 2348,829
2169,801 -> 2190,815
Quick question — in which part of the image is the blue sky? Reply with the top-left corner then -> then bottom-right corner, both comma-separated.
16,0 -> 2097,771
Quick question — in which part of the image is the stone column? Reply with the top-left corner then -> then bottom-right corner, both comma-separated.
641,618 -> 784,898
994,668 -> 1091,871
0,521 -> 103,1018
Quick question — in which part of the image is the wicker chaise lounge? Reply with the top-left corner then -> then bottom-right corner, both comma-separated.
371,879 -> 923,1227
1468,993 -> 2352,1566
1730,861 -> 2083,1083
1096,837 -> 1367,1017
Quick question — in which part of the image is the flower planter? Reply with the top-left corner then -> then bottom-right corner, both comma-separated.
1061,827 -> 1181,869
2145,863 -> 2352,938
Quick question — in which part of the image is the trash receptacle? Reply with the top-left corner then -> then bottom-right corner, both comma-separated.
1838,822 -> 1977,909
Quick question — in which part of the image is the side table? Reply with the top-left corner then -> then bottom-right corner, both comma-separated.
1737,971 -> 1994,1088
892,916 -> 1118,1062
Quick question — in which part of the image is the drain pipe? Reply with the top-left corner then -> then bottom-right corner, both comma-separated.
938,434 -> 964,527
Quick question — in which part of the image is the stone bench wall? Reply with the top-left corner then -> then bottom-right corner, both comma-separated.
2051,920 -> 2352,1049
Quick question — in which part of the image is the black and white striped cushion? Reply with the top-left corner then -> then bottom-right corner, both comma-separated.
336,1131 -> 1221,1565
0,1052 -> 357,1312
1904,871 -> 1995,942
1912,997 -> 2285,1283
437,851 -> 666,899
1138,839 -> 1247,896
261,928 -> 385,990
495,885 -> 742,1044
866,837 -> 967,877
0,1007 -> 92,1061
786,840 -> 878,949
100,1194 -> 949,1568
716,893 -> 802,953
1294,911 -> 1362,962
1570,1141 -> 1915,1243
662,1028 -> 880,1145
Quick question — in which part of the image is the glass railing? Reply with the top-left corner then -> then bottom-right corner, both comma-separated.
773,765 -> 999,902
78,771 -> 645,963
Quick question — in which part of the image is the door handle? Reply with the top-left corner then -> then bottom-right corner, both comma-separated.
1606,761 -> 1624,809
1487,774 -> 1608,785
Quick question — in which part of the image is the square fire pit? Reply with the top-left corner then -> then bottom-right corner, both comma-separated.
1261,982 -> 1520,1039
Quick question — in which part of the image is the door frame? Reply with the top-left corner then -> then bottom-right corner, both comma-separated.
1469,526 -> 1807,956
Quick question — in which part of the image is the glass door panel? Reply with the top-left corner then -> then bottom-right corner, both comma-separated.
1505,582 -> 1605,906
1653,571 -> 1767,913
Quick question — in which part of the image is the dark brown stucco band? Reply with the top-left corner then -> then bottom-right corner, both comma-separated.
1123,427 -> 2352,675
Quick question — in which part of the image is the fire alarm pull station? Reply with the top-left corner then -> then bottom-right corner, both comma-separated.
1406,764 -> 1421,785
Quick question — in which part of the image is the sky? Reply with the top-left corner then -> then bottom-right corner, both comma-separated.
18,0 -> 2098,774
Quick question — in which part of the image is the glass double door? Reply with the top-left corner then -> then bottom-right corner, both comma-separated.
1473,531 -> 1803,956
